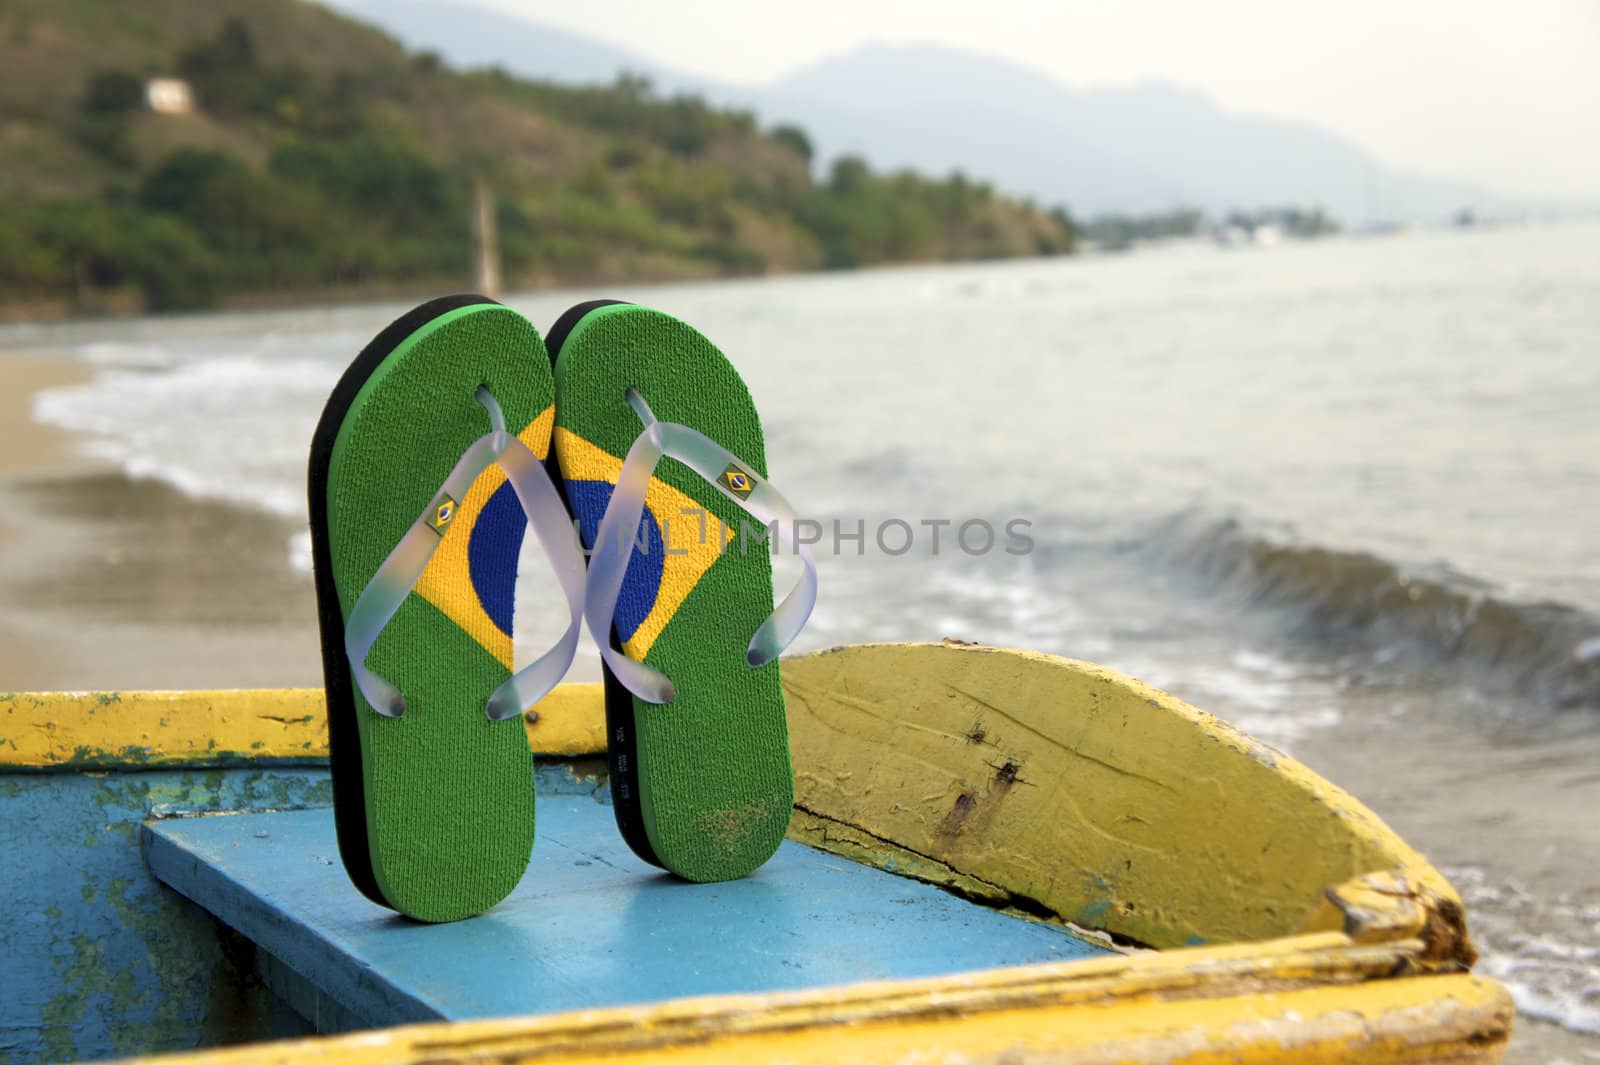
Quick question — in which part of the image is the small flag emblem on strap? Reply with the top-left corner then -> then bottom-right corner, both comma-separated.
720,464 -> 754,496
426,494 -> 458,535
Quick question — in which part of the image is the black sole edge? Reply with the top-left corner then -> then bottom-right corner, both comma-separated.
544,299 -> 666,871
307,293 -> 503,910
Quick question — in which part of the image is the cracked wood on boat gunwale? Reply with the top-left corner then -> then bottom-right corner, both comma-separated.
779,641 -> 1473,966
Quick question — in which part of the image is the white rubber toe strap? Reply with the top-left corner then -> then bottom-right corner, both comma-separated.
344,387 -> 587,720
583,389 -> 817,706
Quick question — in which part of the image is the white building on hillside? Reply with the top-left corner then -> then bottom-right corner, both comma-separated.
144,78 -> 194,115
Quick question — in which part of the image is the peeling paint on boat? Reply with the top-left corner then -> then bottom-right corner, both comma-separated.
0,645 -> 1510,1063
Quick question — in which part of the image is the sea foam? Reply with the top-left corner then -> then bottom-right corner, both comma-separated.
1448,865 -> 1600,1038
33,354 -> 337,520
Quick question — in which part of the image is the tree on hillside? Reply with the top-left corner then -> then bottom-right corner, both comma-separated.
176,17 -> 339,129
829,156 -> 871,196
83,71 -> 143,116
186,18 -> 256,73
771,124 -> 813,164
73,70 -> 143,163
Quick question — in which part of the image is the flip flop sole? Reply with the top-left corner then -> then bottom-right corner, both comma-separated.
310,296 -> 551,921
544,300 -> 661,870
551,303 -> 793,882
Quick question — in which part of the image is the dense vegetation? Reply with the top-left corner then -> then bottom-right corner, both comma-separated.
0,2 -> 1076,313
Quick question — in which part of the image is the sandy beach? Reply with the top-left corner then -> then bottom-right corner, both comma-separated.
0,353 -> 323,692
0,355 -> 98,480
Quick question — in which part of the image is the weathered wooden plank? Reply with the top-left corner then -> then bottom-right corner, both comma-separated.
142,799 -> 1107,1029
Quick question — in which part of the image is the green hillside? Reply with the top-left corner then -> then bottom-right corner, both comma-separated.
0,0 -> 1076,314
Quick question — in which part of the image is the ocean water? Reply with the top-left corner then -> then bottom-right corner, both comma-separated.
8,220 -> 1600,1049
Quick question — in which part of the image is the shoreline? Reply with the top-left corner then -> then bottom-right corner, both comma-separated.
0,353 -> 323,692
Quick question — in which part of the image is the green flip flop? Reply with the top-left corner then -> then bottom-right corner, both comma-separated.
547,301 -> 817,882
309,295 -> 585,922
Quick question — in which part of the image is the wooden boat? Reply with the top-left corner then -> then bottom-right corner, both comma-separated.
1,642 -> 1512,1063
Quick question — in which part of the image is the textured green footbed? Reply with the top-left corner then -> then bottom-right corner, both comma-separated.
327,304 -> 547,922
556,305 -> 794,882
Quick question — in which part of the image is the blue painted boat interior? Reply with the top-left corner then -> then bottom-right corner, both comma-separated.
1,767 -> 333,1063
143,795 -> 1109,1031
0,760 -> 1109,1061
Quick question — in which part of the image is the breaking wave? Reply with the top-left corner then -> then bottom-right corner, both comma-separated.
1139,509 -> 1600,714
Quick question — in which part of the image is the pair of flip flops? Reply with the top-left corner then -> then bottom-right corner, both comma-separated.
308,297 -> 816,923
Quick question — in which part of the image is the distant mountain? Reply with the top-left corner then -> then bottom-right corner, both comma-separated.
336,0 -> 1508,224
756,44 -> 1499,224
328,0 -> 703,91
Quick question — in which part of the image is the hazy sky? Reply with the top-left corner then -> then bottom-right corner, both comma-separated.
449,0 -> 1598,203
